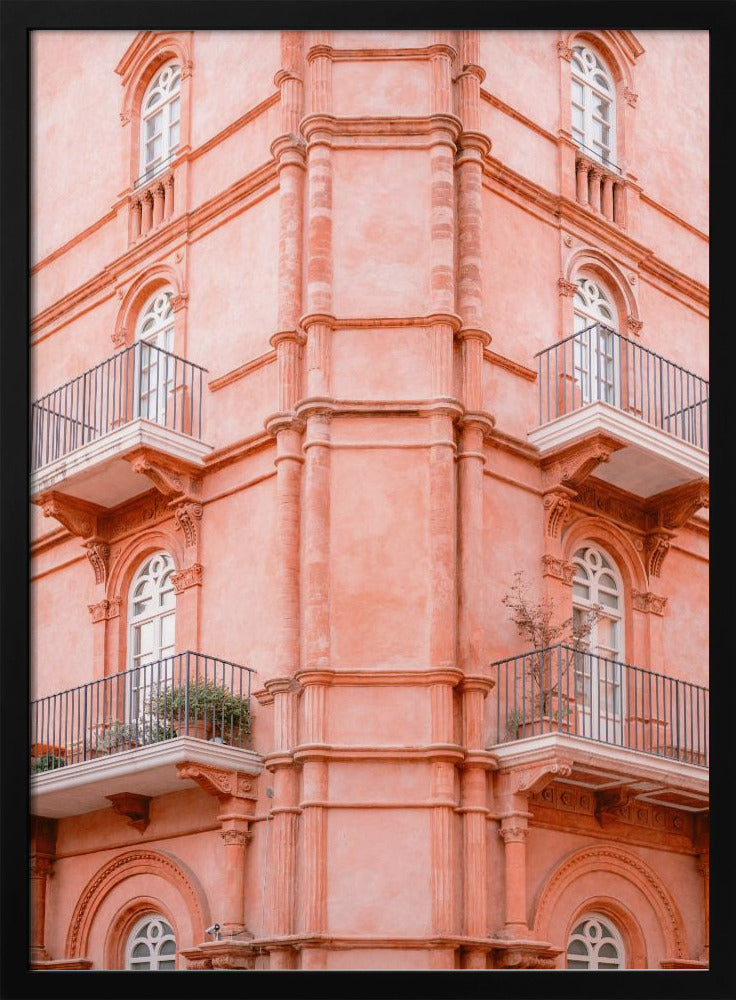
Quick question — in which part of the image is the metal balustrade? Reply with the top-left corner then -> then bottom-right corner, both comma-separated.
30,652 -> 254,772
31,341 -> 206,471
535,323 -> 709,451
490,644 -> 708,766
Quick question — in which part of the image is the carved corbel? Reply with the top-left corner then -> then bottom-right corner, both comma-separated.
494,944 -> 561,969
648,480 -> 709,532
644,531 -> 673,580
126,451 -> 202,501
106,793 -> 151,832
176,762 -> 256,802
594,784 -> 637,826
542,488 -> 575,540
38,492 -> 100,540
84,541 -> 110,585
512,757 -> 574,796
624,87 -> 638,108
173,501 -> 203,548
541,434 -> 623,494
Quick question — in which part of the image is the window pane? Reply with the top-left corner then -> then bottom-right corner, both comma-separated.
160,940 -> 176,955
573,582 -> 590,600
132,961 -> 151,970
146,113 -> 162,139
594,96 -> 610,121
572,80 -> 584,104
567,959 -> 589,969
568,939 -> 587,955
158,960 -> 176,970
169,97 -> 180,122
572,106 -> 584,130
169,122 -> 180,148
135,621 -> 155,657
160,613 -> 175,648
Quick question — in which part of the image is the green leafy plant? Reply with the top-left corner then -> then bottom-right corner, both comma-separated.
98,720 -> 174,752
31,753 -> 66,773
153,681 -> 250,741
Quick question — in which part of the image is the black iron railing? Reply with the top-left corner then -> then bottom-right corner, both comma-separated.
30,652 -> 254,772
535,324 -> 709,451
31,342 -> 207,471
490,643 -> 708,767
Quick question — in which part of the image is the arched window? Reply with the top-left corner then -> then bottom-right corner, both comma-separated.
566,913 -> 625,969
128,552 -> 176,716
125,914 -> 177,971
572,545 -> 624,742
135,289 -> 175,424
140,61 -> 181,182
572,277 -> 619,405
571,44 -> 616,167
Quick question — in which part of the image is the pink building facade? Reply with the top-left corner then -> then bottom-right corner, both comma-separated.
29,28 -> 708,972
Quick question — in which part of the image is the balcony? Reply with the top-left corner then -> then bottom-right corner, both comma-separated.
490,644 -> 709,813
529,325 -> 709,499
31,342 -> 211,508
30,652 -> 261,819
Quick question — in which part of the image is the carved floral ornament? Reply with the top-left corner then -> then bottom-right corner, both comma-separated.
171,562 -> 203,593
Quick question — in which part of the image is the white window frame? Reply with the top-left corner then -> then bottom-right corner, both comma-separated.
571,44 -> 616,167
139,61 -> 181,182
127,552 -> 176,719
566,912 -> 626,970
135,289 -> 175,424
572,545 -> 625,744
125,914 -> 177,971
572,278 -> 620,406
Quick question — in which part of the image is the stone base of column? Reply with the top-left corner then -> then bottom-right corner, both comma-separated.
428,947 -> 456,970
180,940 -> 256,970
460,946 -> 488,969
492,939 -> 562,969
30,957 -> 93,970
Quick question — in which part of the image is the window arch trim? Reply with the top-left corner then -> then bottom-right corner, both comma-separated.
562,248 -> 640,335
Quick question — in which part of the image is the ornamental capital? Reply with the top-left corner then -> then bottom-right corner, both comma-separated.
30,854 -> 54,878
632,590 -> 668,616
171,562 -> 203,593
87,597 -> 121,623
557,40 -> 573,61
627,316 -> 643,337
557,278 -> 578,298
499,824 -> 529,843
624,87 -> 638,108
220,828 -> 251,847
111,327 -> 127,348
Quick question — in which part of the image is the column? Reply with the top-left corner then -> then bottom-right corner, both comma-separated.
264,677 -> 300,965
601,174 -> 614,220
588,166 -> 602,213
499,817 -> 529,935
299,677 -> 329,968
613,181 -> 625,226
129,197 -> 142,241
141,189 -> 153,234
163,174 -> 174,219
575,157 -> 590,206
219,828 -> 251,935
152,182 -> 164,226
30,816 -> 56,963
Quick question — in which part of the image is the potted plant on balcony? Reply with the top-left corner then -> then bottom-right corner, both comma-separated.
153,681 -> 251,744
97,720 -> 174,755
31,752 -> 67,774
501,572 -> 601,739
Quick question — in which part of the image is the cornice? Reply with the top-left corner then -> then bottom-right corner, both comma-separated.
208,350 -> 277,392
483,348 -> 537,382
480,89 -> 557,146
300,113 -> 463,145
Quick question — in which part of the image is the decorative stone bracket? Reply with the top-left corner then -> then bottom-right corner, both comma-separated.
510,757 -> 574,797
492,942 -> 562,969
106,793 -> 151,832
594,784 -> 638,826
541,434 -> 623,496
37,492 -> 112,585
126,449 -> 205,550
180,940 -> 255,970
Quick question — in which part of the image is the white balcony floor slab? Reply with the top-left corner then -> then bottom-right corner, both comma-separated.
528,403 -> 708,499
30,737 -> 263,819
493,732 -> 709,812
30,419 -> 212,506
